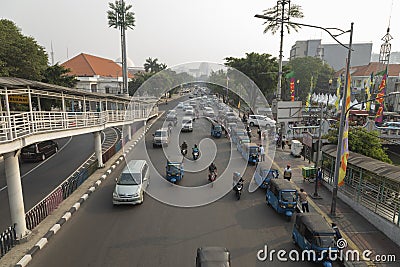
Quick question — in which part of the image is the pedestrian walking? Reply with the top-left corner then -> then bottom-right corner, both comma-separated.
259,144 -> 265,162
332,223 -> 342,240
281,135 -> 286,149
246,125 -> 251,139
257,126 -> 261,139
299,188 -> 309,212
317,167 -> 323,186
283,164 -> 292,181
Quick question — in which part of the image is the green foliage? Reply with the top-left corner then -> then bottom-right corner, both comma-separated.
144,57 -> 167,73
129,71 -> 154,96
42,63 -> 77,88
224,52 -> 283,101
262,3 -> 304,35
0,19 -> 48,80
107,1 -> 135,30
324,126 -> 392,164
287,57 -> 335,102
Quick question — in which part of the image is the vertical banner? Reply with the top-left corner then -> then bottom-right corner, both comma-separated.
338,72 -> 352,187
365,73 -> 373,111
375,68 -> 387,123
334,76 -> 341,110
290,78 -> 295,101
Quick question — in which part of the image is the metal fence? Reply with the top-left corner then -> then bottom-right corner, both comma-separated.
321,152 -> 400,227
0,225 -> 16,258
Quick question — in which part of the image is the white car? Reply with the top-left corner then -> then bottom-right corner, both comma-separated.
177,102 -> 184,109
248,115 -> 275,127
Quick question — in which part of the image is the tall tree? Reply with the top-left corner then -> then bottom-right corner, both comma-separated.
144,57 -> 167,73
262,1 -> 304,99
287,57 -> 334,102
107,0 -> 135,95
0,19 -> 48,80
42,63 -> 77,88
225,52 -> 285,101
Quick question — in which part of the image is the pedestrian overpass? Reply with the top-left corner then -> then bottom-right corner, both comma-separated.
0,77 -> 158,241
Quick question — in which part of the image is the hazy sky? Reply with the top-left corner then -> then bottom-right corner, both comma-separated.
1,0 -> 399,68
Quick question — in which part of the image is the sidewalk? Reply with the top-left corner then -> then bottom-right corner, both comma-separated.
272,146 -> 399,267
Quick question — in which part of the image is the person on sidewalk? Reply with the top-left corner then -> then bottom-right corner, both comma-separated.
332,223 -> 342,240
299,188 -> 309,212
281,135 -> 286,149
317,167 -> 323,186
257,126 -> 262,139
259,144 -> 265,162
283,164 -> 292,181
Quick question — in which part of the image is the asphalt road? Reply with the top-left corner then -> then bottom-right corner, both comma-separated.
0,134 -> 95,230
27,99 -> 331,267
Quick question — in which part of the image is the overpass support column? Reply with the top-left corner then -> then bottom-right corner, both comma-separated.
4,151 -> 30,240
128,124 -> 132,140
94,131 -> 104,168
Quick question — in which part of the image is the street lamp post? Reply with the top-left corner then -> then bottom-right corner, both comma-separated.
327,79 -> 333,108
254,13 -> 354,216
331,23 -> 353,216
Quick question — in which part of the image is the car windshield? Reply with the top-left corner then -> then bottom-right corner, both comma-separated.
155,131 -> 167,137
22,144 -> 36,153
118,173 -> 141,185
281,191 -> 297,202
314,235 -> 336,248
167,165 -> 180,173
214,126 -> 222,131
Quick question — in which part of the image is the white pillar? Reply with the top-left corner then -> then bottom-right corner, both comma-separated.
4,151 -> 30,240
94,131 -> 104,168
128,124 -> 132,140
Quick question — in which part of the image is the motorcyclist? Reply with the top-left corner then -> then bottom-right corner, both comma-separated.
181,141 -> 188,155
192,144 -> 199,153
208,162 -> 218,181
232,172 -> 243,190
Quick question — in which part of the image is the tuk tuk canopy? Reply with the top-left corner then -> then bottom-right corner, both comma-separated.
295,213 -> 336,235
269,179 -> 297,196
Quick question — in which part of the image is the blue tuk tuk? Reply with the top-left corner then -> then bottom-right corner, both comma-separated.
240,142 -> 259,164
266,179 -> 298,220
254,162 -> 279,189
166,161 -> 184,183
211,124 -> 223,138
292,213 -> 339,267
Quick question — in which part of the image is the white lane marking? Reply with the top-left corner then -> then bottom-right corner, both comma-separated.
1,136 -> 73,193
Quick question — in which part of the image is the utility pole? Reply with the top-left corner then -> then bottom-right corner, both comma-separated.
276,0 -> 290,100
313,105 -> 323,198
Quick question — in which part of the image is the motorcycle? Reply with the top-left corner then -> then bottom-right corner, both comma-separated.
181,148 -> 187,156
193,150 -> 200,160
234,180 -> 244,200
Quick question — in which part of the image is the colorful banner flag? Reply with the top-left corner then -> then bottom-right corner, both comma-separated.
237,100 -> 241,109
375,68 -> 387,123
338,71 -> 352,187
334,76 -> 341,110
365,73 -> 373,111
290,78 -> 295,101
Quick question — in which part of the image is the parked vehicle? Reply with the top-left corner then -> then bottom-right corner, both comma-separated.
112,160 -> 149,205
240,142 -> 259,164
254,162 -> 279,189
248,115 -> 276,127
266,179 -> 298,221
166,160 -> 184,183
196,247 -> 231,267
292,213 -> 339,267
20,140 -> 59,162
211,124 -> 223,138
231,128 -> 247,144
152,128 -> 170,148
291,140 -> 303,157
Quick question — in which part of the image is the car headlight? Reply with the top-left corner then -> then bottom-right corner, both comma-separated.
167,173 -> 171,176
280,204 -> 286,208
133,193 -> 139,197
113,191 -> 118,198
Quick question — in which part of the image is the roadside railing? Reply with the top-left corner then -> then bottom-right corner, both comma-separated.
0,225 -> 16,258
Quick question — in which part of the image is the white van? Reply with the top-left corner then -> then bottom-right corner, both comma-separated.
152,128 -> 170,148
181,116 -> 193,132
112,160 -> 149,205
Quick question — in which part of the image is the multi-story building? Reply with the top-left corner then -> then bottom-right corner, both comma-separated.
290,39 -> 372,71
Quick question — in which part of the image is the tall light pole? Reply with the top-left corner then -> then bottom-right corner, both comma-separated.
254,13 -> 354,216
330,23 -> 353,216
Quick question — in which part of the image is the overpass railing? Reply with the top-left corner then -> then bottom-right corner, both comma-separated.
0,104 -> 157,144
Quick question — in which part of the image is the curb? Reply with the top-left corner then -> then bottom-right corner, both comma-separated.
14,123 -> 154,267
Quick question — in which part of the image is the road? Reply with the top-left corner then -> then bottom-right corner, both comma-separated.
0,134 -> 95,231
27,99 -> 334,267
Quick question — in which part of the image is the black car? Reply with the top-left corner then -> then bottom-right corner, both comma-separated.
20,140 -> 59,162
196,247 -> 231,267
